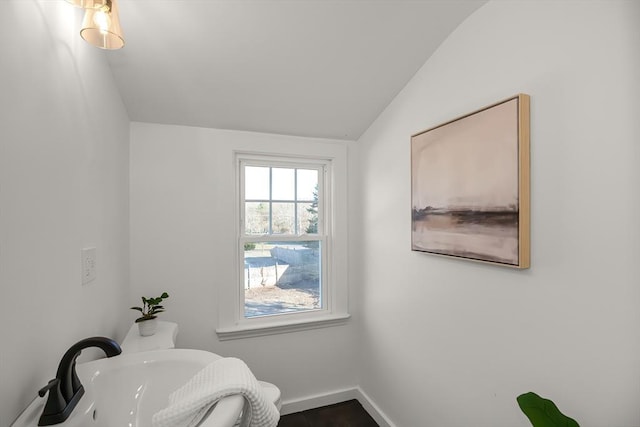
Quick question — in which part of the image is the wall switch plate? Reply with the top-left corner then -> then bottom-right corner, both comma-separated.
81,247 -> 97,285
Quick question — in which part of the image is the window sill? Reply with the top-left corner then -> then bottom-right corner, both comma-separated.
215,313 -> 351,341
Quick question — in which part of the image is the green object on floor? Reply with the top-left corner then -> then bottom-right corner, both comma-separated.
517,392 -> 580,427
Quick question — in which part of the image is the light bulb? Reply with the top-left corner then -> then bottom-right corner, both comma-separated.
93,9 -> 111,34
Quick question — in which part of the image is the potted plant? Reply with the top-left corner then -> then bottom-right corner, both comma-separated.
130,292 -> 169,336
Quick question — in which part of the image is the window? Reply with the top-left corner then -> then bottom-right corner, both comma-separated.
241,160 -> 325,318
216,151 -> 349,340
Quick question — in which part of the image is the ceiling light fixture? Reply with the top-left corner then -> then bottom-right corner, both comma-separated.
65,0 -> 125,50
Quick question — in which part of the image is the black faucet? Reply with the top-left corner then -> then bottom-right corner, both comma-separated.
37,337 -> 122,426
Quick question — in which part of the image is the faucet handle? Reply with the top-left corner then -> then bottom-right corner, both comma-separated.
38,379 -> 60,398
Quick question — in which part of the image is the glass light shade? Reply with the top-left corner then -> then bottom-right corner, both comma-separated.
80,0 -> 125,50
65,0 -> 109,9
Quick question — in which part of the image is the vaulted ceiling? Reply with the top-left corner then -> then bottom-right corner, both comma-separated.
107,0 -> 486,140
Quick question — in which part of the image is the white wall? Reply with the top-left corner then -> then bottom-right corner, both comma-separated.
357,1 -> 640,426
0,2 -> 130,425
129,122 -> 359,406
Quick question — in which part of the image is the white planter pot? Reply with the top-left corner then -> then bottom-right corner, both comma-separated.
137,318 -> 158,336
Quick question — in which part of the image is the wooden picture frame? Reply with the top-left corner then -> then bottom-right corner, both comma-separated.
411,94 -> 530,268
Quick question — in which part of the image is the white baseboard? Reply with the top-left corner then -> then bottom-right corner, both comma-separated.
280,387 -> 359,415
354,387 -> 396,427
280,386 -> 396,427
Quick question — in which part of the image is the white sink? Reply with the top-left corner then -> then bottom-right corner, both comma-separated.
12,349 -> 245,427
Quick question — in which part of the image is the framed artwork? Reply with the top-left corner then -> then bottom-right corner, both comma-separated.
411,94 -> 530,268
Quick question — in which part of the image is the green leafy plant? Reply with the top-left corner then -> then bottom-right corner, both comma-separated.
130,292 -> 169,323
517,392 -> 580,427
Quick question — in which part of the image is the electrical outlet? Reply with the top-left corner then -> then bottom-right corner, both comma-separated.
81,247 -> 97,285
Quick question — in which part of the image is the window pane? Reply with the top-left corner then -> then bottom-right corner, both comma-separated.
245,166 -> 270,200
245,202 -> 269,235
244,241 -> 321,318
297,169 -> 318,201
298,202 -> 317,234
272,168 -> 295,200
271,202 -> 295,234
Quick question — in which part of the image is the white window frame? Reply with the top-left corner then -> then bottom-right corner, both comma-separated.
216,150 -> 350,340
240,156 -> 328,317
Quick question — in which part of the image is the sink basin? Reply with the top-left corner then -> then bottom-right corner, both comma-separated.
12,349 -> 245,427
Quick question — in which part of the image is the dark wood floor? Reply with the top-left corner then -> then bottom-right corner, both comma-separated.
277,399 -> 379,427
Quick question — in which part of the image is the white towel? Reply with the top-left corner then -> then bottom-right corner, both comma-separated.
152,357 -> 280,427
